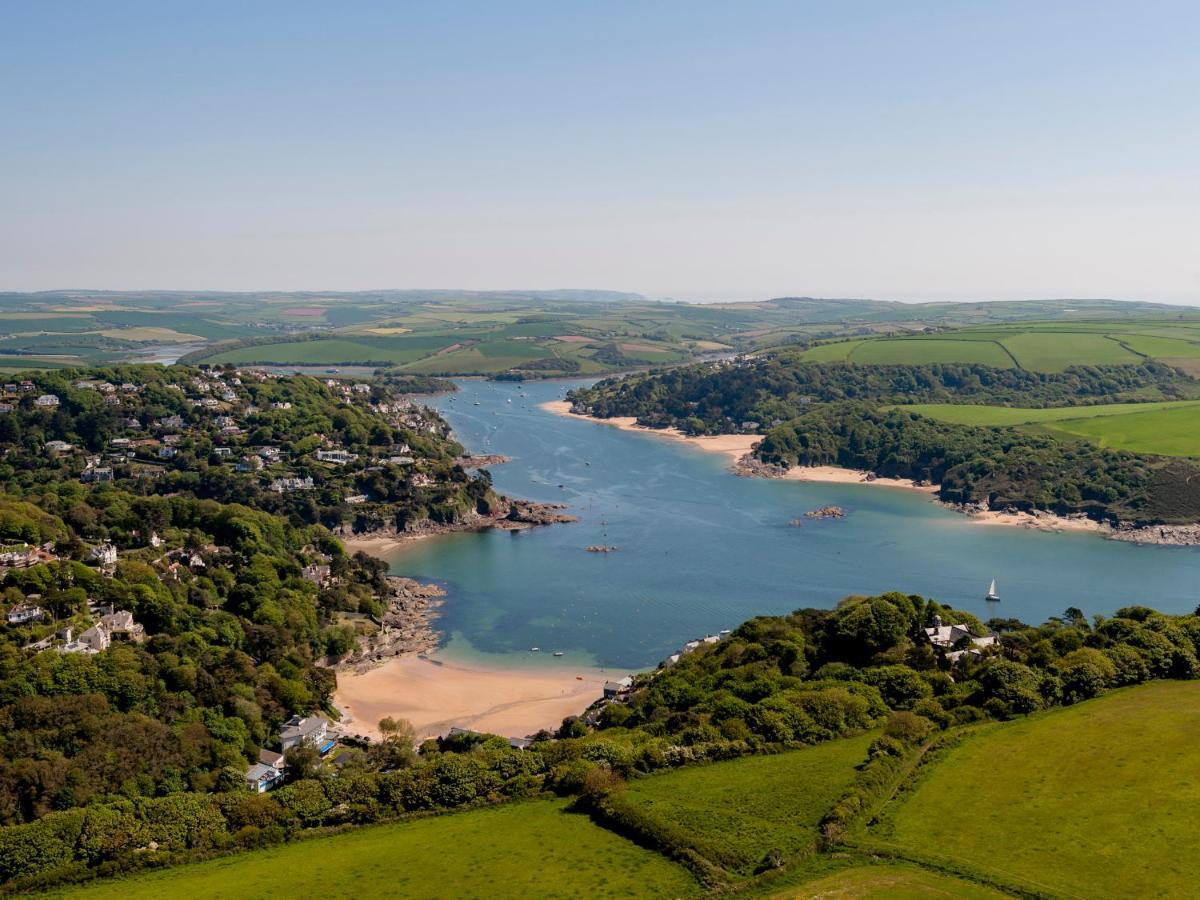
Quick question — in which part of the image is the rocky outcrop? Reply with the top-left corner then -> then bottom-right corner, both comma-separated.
333,576 -> 446,673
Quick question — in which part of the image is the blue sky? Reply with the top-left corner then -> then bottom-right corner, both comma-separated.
2,1 -> 1198,301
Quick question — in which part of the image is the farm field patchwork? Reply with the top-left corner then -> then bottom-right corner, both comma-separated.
878,681 -> 1200,899
799,320 -> 1200,373
50,799 -> 698,900
621,732 -> 875,874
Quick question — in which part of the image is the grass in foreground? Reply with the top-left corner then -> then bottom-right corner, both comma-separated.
880,681 -> 1200,898
49,799 -> 698,900
622,732 -> 875,874
771,863 -> 1006,899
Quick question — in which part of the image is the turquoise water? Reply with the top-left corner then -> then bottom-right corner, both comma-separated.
391,379 -> 1200,670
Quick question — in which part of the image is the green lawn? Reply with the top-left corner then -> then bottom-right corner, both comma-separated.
622,733 -> 874,874
50,800 -> 698,900
881,681 -> 1200,899
774,863 -> 1006,899
906,400 -> 1200,456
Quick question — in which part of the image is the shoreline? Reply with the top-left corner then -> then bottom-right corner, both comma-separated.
333,652 -> 614,742
543,400 -> 1199,545
540,400 -> 935,493
339,499 -> 576,561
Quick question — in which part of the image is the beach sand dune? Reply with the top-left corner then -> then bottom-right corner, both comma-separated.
335,654 -> 610,741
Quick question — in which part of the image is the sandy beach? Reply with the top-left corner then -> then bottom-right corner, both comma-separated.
541,401 -> 935,492
340,531 -> 432,559
965,508 -> 1110,535
333,654 -> 612,741
540,400 -> 760,459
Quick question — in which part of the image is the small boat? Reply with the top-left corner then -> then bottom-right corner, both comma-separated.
530,647 -> 540,652
553,651 -> 564,657
985,578 -> 1000,602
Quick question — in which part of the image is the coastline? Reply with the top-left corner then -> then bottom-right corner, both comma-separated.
540,400 -> 935,493
333,652 -> 612,742
543,400 -> 1199,545
339,499 -> 577,561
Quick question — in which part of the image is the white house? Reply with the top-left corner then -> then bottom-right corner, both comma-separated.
5,603 -> 44,625
244,763 -> 285,793
34,394 -> 60,407
279,715 -> 330,752
89,543 -> 118,566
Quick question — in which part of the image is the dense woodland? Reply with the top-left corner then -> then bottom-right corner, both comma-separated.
569,360 -> 1200,524
570,359 -> 1196,431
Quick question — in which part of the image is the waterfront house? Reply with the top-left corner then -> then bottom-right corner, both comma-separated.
279,715 -> 332,753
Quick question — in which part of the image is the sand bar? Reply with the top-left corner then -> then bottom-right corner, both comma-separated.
541,401 -> 934,492
334,654 -> 611,741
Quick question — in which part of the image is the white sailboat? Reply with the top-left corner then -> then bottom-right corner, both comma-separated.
985,578 -> 1000,602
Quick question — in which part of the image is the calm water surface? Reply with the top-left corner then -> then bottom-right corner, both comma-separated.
392,379 -> 1200,670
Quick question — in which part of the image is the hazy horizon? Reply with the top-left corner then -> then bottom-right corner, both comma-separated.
4,2 -> 1199,303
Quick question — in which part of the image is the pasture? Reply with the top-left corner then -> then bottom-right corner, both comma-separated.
621,732 -> 874,874
799,319 -> 1200,373
906,400 -> 1200,456
773,863 -> 1005,898
51,799 -> 698,900
878,681 -> 1200,899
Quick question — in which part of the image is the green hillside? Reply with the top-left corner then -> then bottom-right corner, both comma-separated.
49,800 -> 698,900
875,681 -> 1200,898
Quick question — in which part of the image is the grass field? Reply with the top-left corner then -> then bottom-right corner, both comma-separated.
622,733 -> 874,874
772,863 -> 1006,898
51,800 -> 698,900
799,320 -> 1200,373
905,400 -> 1200,456
879,681 -> 1200,899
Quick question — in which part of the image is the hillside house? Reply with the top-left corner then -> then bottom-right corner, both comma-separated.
924,615 -> 998,660
34,394 -> 59,407
315,450 -> 357,465
6,603 -> 44,625
279,715 -> 332,753
100,609 -> 145,643
270,476 -> 315,493
89,543 -> 118,566
46,440 -> 74,453
244,763 -> 284,793
81,466 -> 114,484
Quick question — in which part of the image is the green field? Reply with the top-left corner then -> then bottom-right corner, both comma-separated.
906,399 -> 1200,456
799,320 -> 1200,373
772,863 -> 1006,898
879,681 -> 1200,899
622,733 -> 874,874
50,800 -> 697,900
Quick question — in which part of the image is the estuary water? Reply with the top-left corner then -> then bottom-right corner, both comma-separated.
390,379 -> 1200,670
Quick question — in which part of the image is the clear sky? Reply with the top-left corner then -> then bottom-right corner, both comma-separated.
3,1 -> 1198,302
